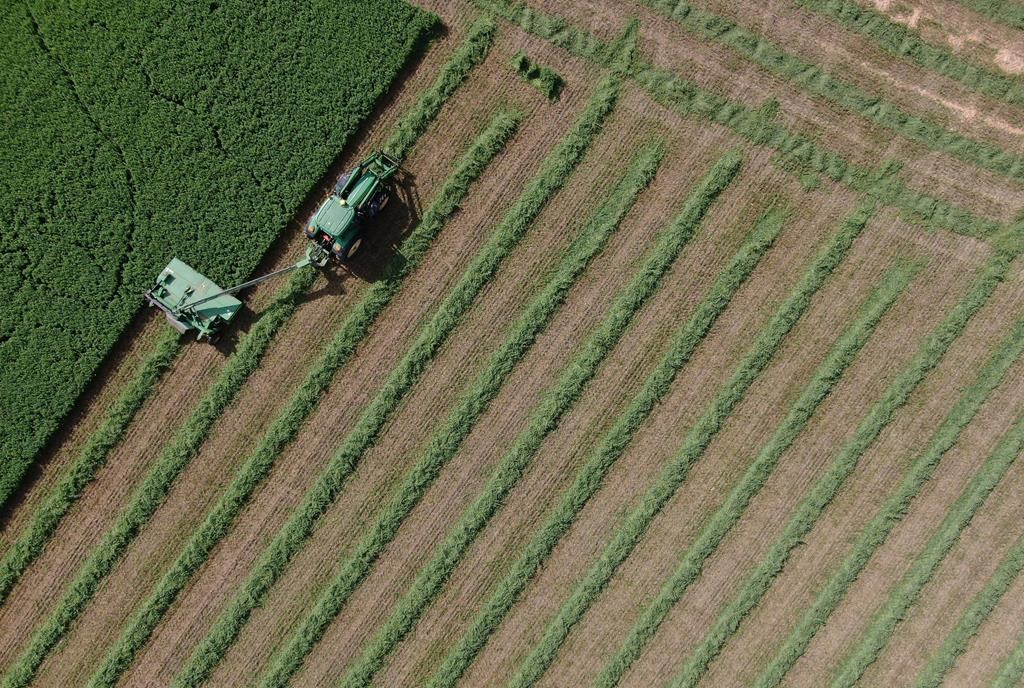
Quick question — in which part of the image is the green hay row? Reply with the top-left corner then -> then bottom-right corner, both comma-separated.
0,21 -> 499,688
345,150 -> 747,688
85,110 -> 521,688
0,328 -> 181,605
992,626 -> 1024,687
474,0 -> 1003,240
509,200 -> 874,688
0,18 -> 497,626
951,0 -> 1024,30
510,51 -> 565,100
795,0 -> 1024,109
831,418 -> 1024,687
260,141 -> 665,688
595,260 -> 919,688
171,74 -> 621,688
755,317 -> 1024,688
430,199 -> 783,688
1,265 -> 319,688
915,522 -> 1024,687
671,237 -> 1023,688
386,17 -> 498,160
640,0 -> 1024,185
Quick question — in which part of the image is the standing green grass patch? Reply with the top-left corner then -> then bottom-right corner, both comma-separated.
595,260 -> 918,688
831,413 -> 1024,688
85,109 -> 521,688
430,199 -> 784,688
509,201 -> 874,688
674,238 -> 1023,688
755,317 -> 1024,688
992,628 -> 1024,688
259,142 -> 665,688
342,150 -> 746,688
172,74 -> 622,688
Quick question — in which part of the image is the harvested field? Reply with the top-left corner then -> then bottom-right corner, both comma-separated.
3,0 -> 1023,686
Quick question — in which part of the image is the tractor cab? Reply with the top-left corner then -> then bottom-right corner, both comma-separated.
305,150 -> 398,263
145,258 -> 242,341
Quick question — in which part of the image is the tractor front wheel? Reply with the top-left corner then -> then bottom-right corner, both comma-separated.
345,237 -> 362,259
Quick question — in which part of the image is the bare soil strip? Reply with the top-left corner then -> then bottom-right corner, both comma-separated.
124,43 -> 606,688
542,208 -> 971,688
858,0 -> 1024,78
211,88 -> 656,688
855,401 -> 1024,686
2,20 -> 485,686
456,163 -> 860,687
541,0 -> 1024,226
945,562 -> 1024,686
690,0 -> 1024,150
376,107 -> 789,688
698,263 -> 1024,688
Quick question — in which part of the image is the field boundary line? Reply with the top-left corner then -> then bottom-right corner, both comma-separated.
0,328 -> 181,605
0,19 -> 498,688
639,0 -> 1024,186
594,260 -> 920,688
830,417 -> 1024,686
338,148 -> 747,688
85,111 -> 519,688
795,0 -> 1024,109
950,0 -> 1024,31
474,0 -> 1004,240
258,137 -> 666,688
754,317 -> 1024,688
428,200 -> 787,688
507,198 -> 876,688
171,70 -> 623,688
915,526 -> 1024,687
671,232 -> 1024,688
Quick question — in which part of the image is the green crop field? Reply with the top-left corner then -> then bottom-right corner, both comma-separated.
2,0 -> 1023,686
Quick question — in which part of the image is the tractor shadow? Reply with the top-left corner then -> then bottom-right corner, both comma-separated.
304,168 -> 422,299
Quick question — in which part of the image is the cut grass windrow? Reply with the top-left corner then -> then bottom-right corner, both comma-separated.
754,316 -> 1024,688
172,74 -> 622,688
2,21 -> 499,687
258,141 -> 666,688
594,260 -> 919,688
474,0 -> 1001,240
915,527 -> 1024,688
672,245 -> 1023,688
993,627 -> 1024,688
831,414 -> 1024,687
0,328 -> 181,605
509,200 -> 875,688
84,111 -> 521,688
384,16 -> 496,161
795,0 -> 1024,109
952,0 -> 1024,31
343,150 -> 749,688
0,14 -> 496,624
1,266 -> 319,688
640,0 -> 1024,185
429,198 -> 783,688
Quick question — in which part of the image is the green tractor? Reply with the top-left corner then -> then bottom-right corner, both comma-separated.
305,150 -> 400,264
145,150 -> 399,342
